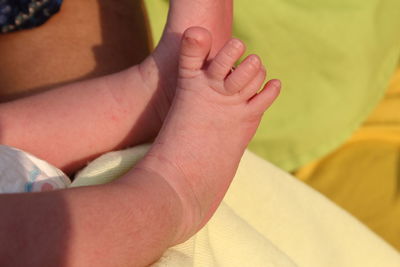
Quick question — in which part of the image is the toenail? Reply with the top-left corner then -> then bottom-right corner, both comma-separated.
184,36 -> 200,46
230,39 -> 243,49
270,79 -> 281,89
249,55 -> 260,65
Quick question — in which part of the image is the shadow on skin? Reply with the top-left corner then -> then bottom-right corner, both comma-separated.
0,190 -> 70,266
0,148 -> 69,265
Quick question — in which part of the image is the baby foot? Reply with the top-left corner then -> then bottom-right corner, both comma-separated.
136,0 -> 233,130
138,27 -> 281,243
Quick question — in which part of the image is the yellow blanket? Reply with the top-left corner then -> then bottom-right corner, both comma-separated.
72,146 -> 400,266
296,68 -> 400,251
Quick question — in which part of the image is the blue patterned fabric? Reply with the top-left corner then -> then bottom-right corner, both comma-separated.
0,0 -> 62,33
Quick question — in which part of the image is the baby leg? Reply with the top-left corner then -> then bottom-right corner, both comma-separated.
134,27 -> 281,242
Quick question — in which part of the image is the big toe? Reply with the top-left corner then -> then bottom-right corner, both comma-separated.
179,27 -> 212,78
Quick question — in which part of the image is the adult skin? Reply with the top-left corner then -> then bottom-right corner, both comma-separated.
0,0 -> 151,102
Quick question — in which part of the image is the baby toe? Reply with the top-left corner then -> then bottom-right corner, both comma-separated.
179,27 -> 212,79
206,38 -> 245,82
248,79 -> 281,113
224,54 -> 261,95
239,66 -> 267,100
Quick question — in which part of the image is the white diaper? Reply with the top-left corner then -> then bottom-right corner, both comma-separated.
0,145 -> 71,193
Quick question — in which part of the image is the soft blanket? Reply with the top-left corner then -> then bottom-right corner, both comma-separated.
72,146 -> 400,266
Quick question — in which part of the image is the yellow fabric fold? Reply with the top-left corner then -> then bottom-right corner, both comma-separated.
296,68 -> 400,251
73,147 -> 400,266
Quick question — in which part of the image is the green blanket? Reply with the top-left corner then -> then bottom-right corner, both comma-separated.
145,0 -> 400,171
